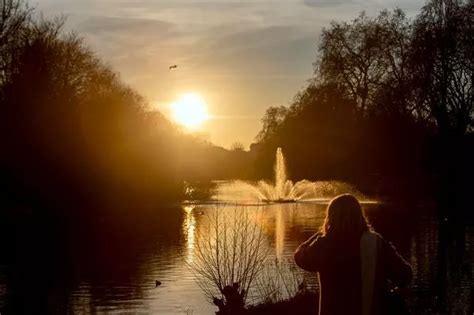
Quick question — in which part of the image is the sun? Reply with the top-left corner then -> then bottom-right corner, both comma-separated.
170,93 -> 209,129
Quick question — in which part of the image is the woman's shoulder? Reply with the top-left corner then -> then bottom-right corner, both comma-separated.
368,231 -> 398,249
361,230 -> 383,243
365,230 -> 382,238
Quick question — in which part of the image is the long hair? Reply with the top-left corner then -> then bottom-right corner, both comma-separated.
321,194 -> 371,239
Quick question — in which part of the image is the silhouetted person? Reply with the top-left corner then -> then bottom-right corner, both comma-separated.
294,194 -> 412,315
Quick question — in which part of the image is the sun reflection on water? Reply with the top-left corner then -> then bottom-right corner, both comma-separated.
182,205 -> 197,263
275,206 -> 285,260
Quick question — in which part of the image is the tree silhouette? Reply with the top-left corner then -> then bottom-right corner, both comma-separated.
410,0 -> 473,135
318,10 -> 413,116
254,0 -> 473,199
0,1 -> 253,216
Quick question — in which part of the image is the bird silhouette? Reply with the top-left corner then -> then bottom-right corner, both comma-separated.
169,64 -> 177,70
155,280 -> 162,287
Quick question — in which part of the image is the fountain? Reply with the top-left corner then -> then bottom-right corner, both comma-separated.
260,148 -> 298,202
213,147 -> 364,203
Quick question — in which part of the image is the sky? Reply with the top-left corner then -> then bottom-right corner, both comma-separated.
33,0 -> 424,149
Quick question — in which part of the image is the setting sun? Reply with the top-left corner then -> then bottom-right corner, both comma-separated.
170,93 -> 209,129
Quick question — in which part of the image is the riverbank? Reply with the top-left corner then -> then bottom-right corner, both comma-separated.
245,291 -> 318,315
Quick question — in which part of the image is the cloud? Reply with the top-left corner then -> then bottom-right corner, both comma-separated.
69,15 -> 185,71
78,16 -> 175,37
193,25 -> 317,75
304,0 -> 352,8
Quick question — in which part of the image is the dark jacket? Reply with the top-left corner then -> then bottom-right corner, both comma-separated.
294,231 -> 412,315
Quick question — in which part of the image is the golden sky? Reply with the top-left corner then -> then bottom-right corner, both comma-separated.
34,0 -> 422,149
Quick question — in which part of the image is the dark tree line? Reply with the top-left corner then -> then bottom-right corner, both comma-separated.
0,0 -> 250,221
254,0 -> 473,204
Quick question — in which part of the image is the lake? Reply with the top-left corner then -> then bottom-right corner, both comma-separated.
0,201 -> 472,314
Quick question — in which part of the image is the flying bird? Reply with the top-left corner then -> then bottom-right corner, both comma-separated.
169,64 -> 178,70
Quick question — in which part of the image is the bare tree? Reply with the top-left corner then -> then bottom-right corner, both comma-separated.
317,10 -> 413,116
0,0 -> 31,89
411,0 -> 473,135
189,206 -> 269,311
253,258 -> 309,304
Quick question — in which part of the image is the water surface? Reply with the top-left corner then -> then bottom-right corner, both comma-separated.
0,202 -> 472,314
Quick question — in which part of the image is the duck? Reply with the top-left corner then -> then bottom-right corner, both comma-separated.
155,280 -> 162,287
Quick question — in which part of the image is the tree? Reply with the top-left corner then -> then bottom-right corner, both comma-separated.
0,7 -> 185,211
254,3 -> 471,191
318,9 -> 414,118
0,0 -> 31,94
256,106 -> 289,142
230,142 -> 245,152
410,0 -> 473,135
190,207 -> 269,310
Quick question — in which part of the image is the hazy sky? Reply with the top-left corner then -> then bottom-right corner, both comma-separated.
33,0 -> 423,148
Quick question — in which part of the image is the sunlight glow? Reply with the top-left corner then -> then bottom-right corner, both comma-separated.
171,93 -> 209,129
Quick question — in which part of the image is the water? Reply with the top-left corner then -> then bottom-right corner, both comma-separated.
0,201 -> 472,314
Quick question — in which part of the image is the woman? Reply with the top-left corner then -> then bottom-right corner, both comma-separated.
294,194 -> 412,315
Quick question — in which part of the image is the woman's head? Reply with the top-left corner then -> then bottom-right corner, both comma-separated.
321,194 -> 370,238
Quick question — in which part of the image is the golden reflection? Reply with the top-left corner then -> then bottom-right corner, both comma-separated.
182,205 -> 197,263
275,205 -> 285,260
